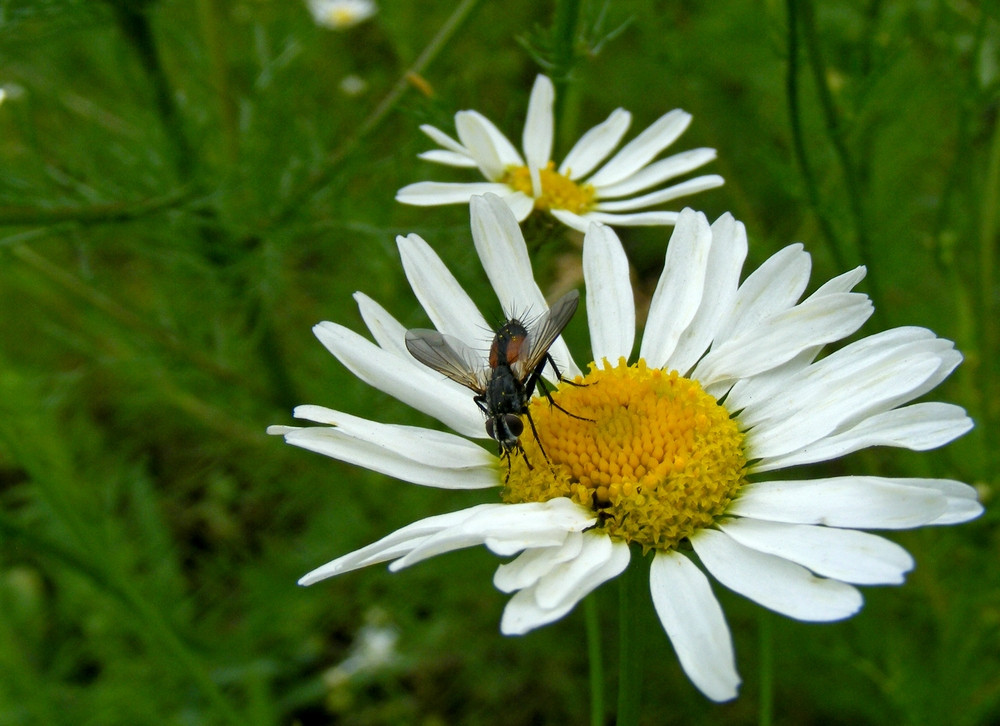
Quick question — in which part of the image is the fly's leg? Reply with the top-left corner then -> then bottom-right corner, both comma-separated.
542,353 -> 589,387
500,441 -> 531,484
530,356 -> 595,423
522,407 -> 550,463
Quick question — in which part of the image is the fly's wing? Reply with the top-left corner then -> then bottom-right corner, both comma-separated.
514,289 -> 580,379
405,328 -> 487,392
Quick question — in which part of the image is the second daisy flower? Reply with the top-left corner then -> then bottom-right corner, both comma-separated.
396,75 -> 724,232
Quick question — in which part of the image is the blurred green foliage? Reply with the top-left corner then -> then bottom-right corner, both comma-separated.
0,0 -> 997,723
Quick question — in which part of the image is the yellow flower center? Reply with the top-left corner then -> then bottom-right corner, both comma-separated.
501,161 -> 597,215
326,8 -> 361,26
502,358 -> 748,552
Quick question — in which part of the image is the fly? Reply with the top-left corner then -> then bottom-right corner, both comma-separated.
404,290 -> 589,477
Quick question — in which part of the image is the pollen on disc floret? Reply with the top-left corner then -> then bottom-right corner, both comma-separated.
501,161 -> 597,215
503,358 -> 748,552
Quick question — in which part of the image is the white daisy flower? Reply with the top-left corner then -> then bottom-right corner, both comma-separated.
307,0 -> 376,29
396,75 -> 724,232
270,194 -> 981,702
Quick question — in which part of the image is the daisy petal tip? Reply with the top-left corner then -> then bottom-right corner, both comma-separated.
499,619 -> 531,637
533,73 -> 554,93
675,206 -> 709,231
498,599 -> 546,637
297,568 -> 329,587
704,676 -> 741,703
936,498 -> 985,525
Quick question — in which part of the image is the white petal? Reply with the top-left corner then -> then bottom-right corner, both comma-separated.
728,327 -> 930,418
280,423 -> 498,490
550,208 -> 593,232
739,330 -> 955,455
873,343 -> 962,419
745,347 -> 942,459
395,498 -> 596,570
807,265 -> 867,296
719,518 -> 914,585
470,194 -> 581,378
455,111 -> 521,180
638,209 -> 714,368
493,531 -> 585,593
649,551 -> 740,702
354,292 -> 409,356
594,148 -> 719,198
500,533 -> 630,635
397,233 -> 489,344
523,75 -> 554,196
729,476 -> 949,529
723,351 -> 815,417
583,223 -> 635,362
417,149 -> 478,167
713,244 -> 811,346
586,109 -> 692,188
694,291 -> 873,387
531,533 -> 625,608
817,332 -> 960,426
312,321 -> 484,437
396,181 -> 515,205
595,175 -> 725,211
558,108 -> 632,180
753,402 -> 974,471
692,529 -> 863,622
291,405 -> 494,469
419,123 -> 469,154
891,478 -> 984,525
470,194 -> 542,308
573,210 -> 681,227
300,504 -> 502,584
931,498 -> 985,525
666,213 -> 748,375
503,191 -> 536,221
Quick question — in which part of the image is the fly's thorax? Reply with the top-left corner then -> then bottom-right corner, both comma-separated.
489,320 -> 529,368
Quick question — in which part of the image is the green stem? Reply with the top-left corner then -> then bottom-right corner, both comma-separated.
197,0 -> 239,163
585,594 -> 605,726
931,4 -> 985,257
798,0 -> 867,259
269,0 -> 485,227
106,0 -> 194,181
550,0 -> 581,129
784,0 -> 849,273
797,0 -> 887,314
758,610 -> 774,726
616,549 -> 647,726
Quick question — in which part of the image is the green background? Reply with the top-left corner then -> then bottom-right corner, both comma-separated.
0,0 -> 996,723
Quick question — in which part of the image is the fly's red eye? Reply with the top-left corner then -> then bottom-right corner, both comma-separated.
504,414 -> 523,438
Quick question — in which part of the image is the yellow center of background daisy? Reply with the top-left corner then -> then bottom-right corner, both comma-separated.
328,9 -> 357,25
502,358 -> 748,552
502,162 -> 597,215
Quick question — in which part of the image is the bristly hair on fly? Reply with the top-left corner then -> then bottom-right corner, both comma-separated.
404,290 -> 590,480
